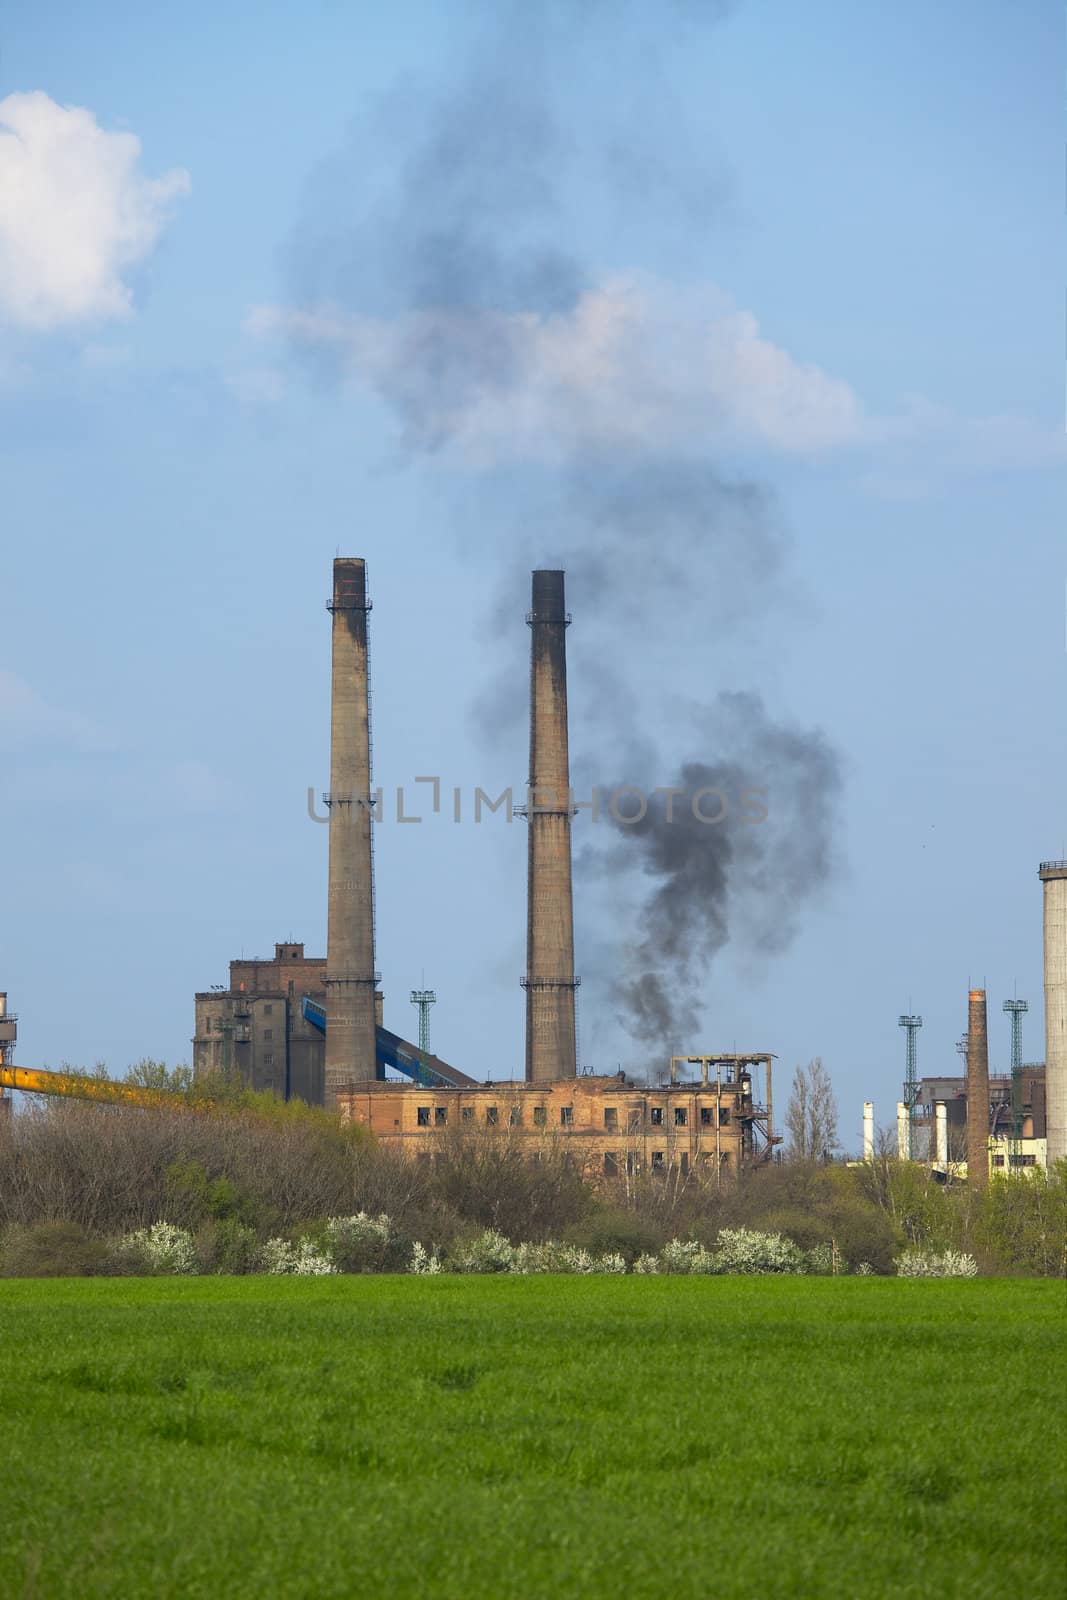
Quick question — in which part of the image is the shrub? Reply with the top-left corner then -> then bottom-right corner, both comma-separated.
896,1249 -> 978,1279
117,1222 -> 199,1276
633,1253 -> 660,1274
0,1221 -> 111,1278
322,1212 -> 410,1273
409,1241 -> 443,1274
712,1228 -> 808,1275
807,1242 -> 835,1276
258,1237 -> 337,1275
195,1218 -> 259,1275
448,1229 -> 515,1273
563,1208 -> 665,1265
660,1239 -> 717,1275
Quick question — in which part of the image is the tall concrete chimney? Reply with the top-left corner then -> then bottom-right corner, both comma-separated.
324,558 -> 378,1101
896,1102 -> 909,1161
1039,862 -> 1067,1168
966,988 -> 990,1189
862,1101 -> 874,1162
523,570 -> 578,1083
935,1100 -> 948,1169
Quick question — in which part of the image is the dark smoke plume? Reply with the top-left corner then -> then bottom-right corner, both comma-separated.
592,693 -> 840,1046
277,0 -> 843,1049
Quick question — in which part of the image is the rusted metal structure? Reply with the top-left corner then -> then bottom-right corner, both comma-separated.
0,993 -> 16,1118
966,988 -> 990,1190
522,570 -> 579,1083
1039,862 -> 1067,1168
324,558 -> 379,1100
667,1053 -> 780,1165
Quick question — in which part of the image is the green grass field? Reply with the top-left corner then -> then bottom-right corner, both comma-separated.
1,1278 -> 1063,1599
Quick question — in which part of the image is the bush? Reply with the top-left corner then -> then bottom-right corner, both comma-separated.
896,1249 -> 978,1279
410,1241 -> 443,1274
562,1208 -> 665,1265
660,1239 -> 717,1275
0,1221 -> 111,1278
448,1229 -> 515,1273
258,1238 -> 337,1275
195,1218 -> 259,1275
117,1222 -> 199,1276
321,1212 -> 411,1273
712,1228 -> 808,1275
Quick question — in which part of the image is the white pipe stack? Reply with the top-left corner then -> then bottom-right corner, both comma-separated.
863,1101 -> 874,1162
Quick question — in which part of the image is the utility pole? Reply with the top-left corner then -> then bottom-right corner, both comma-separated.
1003,999 -> 1028,1166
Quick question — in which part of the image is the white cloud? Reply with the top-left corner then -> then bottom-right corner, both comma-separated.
0,91 -> 189,330
248,278 -> 864,462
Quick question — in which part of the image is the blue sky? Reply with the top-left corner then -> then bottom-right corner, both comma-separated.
1,0 -> 1062,1144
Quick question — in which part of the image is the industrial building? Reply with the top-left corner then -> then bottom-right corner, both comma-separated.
0,994 -> 16,1117
190,560 -> 780,1173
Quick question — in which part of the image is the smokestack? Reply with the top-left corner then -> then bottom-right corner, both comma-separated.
523,570 -> 578,1082
1040,862 -> 1067,1168
863,1101 -> 874,1162
324,559 -> 378,1100
896,1101 -> 909,1161
966,988 -> 990,1189
935,1100 -> 948,1169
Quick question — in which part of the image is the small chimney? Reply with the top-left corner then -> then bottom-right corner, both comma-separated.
324,558 -> 378,1099
966,989 -> 990,1189
862,1101 -> 874,1162
935,1100 -> 948,1169
896,1101 -> 909,1161
1039,862 -> 1067,1168
523,570 -> 578,1082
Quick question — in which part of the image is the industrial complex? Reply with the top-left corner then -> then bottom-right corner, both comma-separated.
2,557 -> 1065,1186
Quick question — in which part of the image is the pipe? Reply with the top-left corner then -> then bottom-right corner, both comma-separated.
896,1101 -> 909,1161
324,558 -> 378,1100
523,570 -> 578,1082
863,1100 -> 874,1162
935,1100 -> 948,1168
1039,863 -> 1067,1168
966,988 -> 990,1189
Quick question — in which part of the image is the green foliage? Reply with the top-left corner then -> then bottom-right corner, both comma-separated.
0,1278 -> 1062,1599
972,1162 -> 1067,1277
562,1207 -> 665,1265
195,1218 -> 260,1276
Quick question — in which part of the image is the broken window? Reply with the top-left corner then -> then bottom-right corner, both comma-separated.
627,1109 -> 642,1134
650,1106 -> 663,1126
485,1106 -> 498,1126
680,1152 -> 689,1175
719,1107 -> 730,1125
533,1106 -> 547,1127
560,1106 -> 574,1127
603,1107 -> 618,1130
603,1151 -> 619,1177
700,1106 -> 713,1126
651,1151 -> 665,1172
417,1106 -> 431,1127
510,1105 -> 523,1126
626,1152 -> 638,1176
461,1106 -> 474,1123
674,1107 -> 687,1127
435,1107 -> 447,1126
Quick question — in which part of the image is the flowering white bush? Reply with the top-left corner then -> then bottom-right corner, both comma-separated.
410,1241 -> 443,1275
322,1212 -> 404,1271
855,1261 -> 875,1276
448,1230 -> 515,1273
660,1239 -> 716,1275
259,1237 -> 337,1276
896,1249 -> 978,1279
596,1252 -> 627,1275
711,1228 -> 808,1275
120,1222 -> 199,1276
807,1243 -> 834,1276
632,1253 -> 660,1274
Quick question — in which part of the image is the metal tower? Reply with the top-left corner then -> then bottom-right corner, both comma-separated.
410,990 -> 436,1055
1003,998 -> 1028,1162
895,1004 -> 921,1158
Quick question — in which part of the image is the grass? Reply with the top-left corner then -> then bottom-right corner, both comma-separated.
0,1278 -> 1063,1599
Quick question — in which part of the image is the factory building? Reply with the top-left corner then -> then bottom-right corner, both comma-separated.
190,558 -> 782,1172
0,993 -> 16,1117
